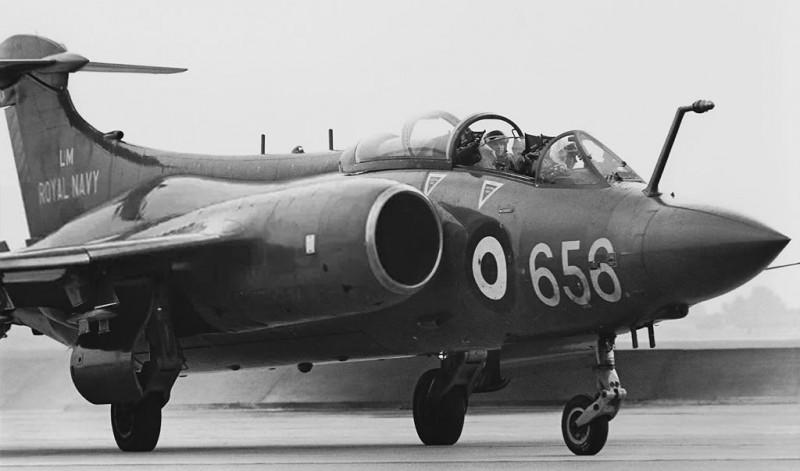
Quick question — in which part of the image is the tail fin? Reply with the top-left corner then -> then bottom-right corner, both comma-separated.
0,35 -> 185,242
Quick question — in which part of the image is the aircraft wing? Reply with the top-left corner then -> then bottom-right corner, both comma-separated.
0,213 -> 247,280
0,217 -> 247,320
0,233 -> 233,272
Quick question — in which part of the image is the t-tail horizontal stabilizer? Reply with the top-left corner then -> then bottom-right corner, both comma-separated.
80,61 -> 186,74
0,53 -> 186,76
0,35 -> 185,87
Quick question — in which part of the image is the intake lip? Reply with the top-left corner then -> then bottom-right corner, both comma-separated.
365,184 -> 443,295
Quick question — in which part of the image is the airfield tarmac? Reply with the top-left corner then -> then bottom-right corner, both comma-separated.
1,403 -> 798,470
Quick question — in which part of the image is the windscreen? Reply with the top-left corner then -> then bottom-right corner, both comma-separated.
537,134 -> 604,186
577,132 -> 643,183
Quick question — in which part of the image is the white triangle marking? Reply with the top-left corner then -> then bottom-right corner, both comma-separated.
425,173 -> 447,196
478,180 -> 504,209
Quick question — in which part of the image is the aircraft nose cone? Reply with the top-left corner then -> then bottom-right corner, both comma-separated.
643,206 -> 790,304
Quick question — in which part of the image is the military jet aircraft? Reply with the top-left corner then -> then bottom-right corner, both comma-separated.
0,34 -> 790,454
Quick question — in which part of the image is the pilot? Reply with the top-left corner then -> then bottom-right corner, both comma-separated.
476,130 -> 525,173
561,142 -> 581,169
549,141 -> 580,169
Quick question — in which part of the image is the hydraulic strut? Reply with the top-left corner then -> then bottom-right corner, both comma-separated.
575,334 -> 627,427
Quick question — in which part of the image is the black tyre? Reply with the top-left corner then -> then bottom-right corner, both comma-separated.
561,394 -> 609,455
111,393 -> 162,452
413,368 -> 467,446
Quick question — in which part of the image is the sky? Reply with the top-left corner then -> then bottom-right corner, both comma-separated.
0,0 -> 798,330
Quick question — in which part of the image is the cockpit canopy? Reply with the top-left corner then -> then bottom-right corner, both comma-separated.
338,111 -> 643,186
537,131 -> 643,186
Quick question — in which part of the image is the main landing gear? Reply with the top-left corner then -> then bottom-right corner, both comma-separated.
108,295 -> 182,452
70,284 -> 182,452
412,350 -> 508,445
561,334 -> 626,455
413,369 -> 467,445
111,393 -> 164,452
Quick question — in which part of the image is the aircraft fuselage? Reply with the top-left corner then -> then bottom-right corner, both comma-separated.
13,164 -> 779,371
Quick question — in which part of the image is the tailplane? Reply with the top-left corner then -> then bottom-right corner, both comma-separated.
0,35 -> 184,87
0,35 -> 185,242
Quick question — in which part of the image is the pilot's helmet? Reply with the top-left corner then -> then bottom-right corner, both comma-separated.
563,142 -> 578,156
483,130 -> 507,154
483,130 -> 506,146
550,139 -> 575,165
558,142 -> 580,168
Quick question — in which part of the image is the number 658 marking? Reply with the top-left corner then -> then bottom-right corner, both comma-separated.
529,238 -> 622,307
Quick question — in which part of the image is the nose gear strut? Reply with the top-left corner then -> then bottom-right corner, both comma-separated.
561,333 -> 627,455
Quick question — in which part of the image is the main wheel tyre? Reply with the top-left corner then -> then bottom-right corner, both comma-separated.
111,393 -> 163,452
412,368 -> 467,446
561,394 -> 609,455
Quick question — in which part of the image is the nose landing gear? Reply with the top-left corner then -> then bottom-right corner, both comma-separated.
562,394 -> 609,455
561,334 -> 626,455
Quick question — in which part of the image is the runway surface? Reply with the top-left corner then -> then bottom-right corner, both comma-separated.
1,403 -> 798,470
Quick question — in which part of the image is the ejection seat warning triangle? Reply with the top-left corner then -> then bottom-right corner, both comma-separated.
425,173 -> 447,196
478,181 -> 503,209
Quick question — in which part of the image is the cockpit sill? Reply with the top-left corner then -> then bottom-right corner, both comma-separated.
339,111 -> 644,189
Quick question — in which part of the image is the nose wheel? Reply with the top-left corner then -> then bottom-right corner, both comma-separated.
561,394 -> 609,455
561,334 -> 626,455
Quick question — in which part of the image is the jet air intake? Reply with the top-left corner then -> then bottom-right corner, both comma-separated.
366,185 -> 442,294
